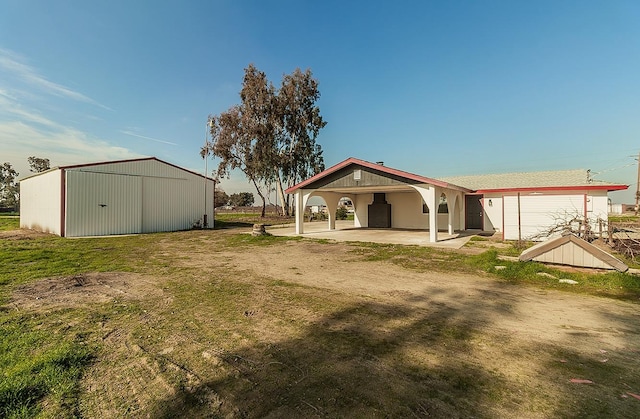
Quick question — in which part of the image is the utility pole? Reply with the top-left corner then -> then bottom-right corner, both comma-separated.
636,151 -> 640,215
203,118 -> 211,228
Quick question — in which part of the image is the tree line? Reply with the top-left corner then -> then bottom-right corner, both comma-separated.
214,189 -> 254,208
0,157 -> 50,210
201,64 -> 326,217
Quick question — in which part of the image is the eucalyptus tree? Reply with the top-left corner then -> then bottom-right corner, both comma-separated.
0,162 -> 19,209
201,106 -> 269,217
202,64 -> 327,217
274,68 -> 326,215
28,156 -> 50,173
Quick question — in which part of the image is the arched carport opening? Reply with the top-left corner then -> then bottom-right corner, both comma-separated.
287,158 -> 472,242
301,191 -> 357,232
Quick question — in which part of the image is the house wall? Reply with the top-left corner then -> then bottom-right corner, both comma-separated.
482,194 -> 502,232
19,169 -> 62,235
352,191 -> 450,230
387,192 -> 425,229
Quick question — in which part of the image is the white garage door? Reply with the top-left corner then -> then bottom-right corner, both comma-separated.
503,194 -> 584,241
65,171 -> 142,237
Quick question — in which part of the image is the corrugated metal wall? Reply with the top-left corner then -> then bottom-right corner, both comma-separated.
142,176 -> 208,233
503,193 -> 585,241
64,159 -> 213,237
19,170 -> 62,235
65,171 -> 142,237
531,242 -> 610,269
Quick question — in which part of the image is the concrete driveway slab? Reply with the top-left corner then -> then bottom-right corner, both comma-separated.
267,220 -> 474,249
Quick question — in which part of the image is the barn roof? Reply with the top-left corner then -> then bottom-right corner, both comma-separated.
20,157 -> 215,182
439,169 -> 627,193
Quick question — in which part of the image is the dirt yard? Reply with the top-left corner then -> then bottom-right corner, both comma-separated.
7,229 -> 640,417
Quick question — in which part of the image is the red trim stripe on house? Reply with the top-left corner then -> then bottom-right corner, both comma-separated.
475,184 -> 628,194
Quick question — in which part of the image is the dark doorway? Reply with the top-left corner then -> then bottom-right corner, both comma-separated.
368,193 -> 391,228
465,194 -> 483,230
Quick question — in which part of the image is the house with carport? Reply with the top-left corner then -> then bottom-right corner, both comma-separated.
285,157 -> 627,242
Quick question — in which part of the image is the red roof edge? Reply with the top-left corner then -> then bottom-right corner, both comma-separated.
285,157 -> 470,194
475,184 -> 629,194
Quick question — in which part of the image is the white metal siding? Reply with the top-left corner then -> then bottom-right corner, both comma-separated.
65,171 -> 142,237
19,170 -> 62,235
532,242 -> 611,269
142,176 -> 212,232
71,159 -> 190,178
503,194 -> 585,241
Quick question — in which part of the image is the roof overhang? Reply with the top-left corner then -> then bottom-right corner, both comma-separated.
285,157 -> 472,194
476,184 -> 629,194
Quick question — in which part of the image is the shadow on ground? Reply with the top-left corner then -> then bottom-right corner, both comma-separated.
151,290 -> 511,418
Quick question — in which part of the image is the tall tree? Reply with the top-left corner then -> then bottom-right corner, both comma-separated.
201,106 -> 269,217
0,162 -> 19,210
202,64 -> 327,217
28,156 -> 50,173
274,68 -> 326,215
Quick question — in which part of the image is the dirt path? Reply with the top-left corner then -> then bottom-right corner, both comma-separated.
213,240 -> 640,355
9,232 -> 640,417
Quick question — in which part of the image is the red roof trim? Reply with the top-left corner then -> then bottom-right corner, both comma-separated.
476,184 -> 628,193
285,157 -> 470,193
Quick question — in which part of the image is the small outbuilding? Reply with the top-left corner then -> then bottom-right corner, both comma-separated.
20,157 -> 215,237
519,234 -> 628,272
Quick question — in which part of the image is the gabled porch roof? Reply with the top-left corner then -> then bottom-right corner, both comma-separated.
285,157 -> 472,194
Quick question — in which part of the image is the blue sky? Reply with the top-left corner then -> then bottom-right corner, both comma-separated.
1,1 -> 638,203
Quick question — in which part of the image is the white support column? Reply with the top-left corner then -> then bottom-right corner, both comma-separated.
324,193 -> 341,231
429,186 -> 438,243
295,191 -> 305,234
445,191 -> 456,235
411,184 -> 438,242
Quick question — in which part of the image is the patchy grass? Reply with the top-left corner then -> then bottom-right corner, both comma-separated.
468,235 -> 489,242
0,216 -> 19,231
215,212 -> 293,226
0,314 -> 94,418
0,234 -> 158,300
1,225 -> 639,417
350,242 -> 640,302
470,249 -> 640,301
609,215 -> 639,223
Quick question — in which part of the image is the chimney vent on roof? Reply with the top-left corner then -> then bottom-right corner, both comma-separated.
376,161 -> 384,166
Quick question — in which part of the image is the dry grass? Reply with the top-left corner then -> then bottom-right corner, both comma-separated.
1,226 -> 640,417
